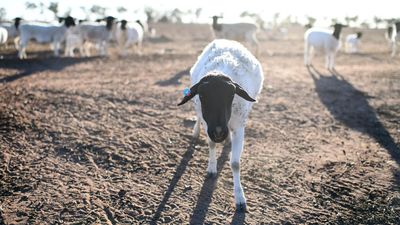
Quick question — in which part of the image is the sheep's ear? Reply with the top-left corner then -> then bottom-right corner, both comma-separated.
177,83 -> 200,106
233,82 -> 256,102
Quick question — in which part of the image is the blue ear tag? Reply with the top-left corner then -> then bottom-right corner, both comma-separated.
183,88 -> 191,97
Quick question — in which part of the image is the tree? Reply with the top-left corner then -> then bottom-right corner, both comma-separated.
306,16 -> 316,28
90,5 -> 106,18
80,6 -> 90,19
170,8 -> 183,23
345,16 -> 351,26
25,2 -> 37,10
48,2 -> 59,18
0,7 -> 6,21
195,8 -> 202,20
144,7 -> 156,23
117,6 -> 127,13
373,16 -> 383,28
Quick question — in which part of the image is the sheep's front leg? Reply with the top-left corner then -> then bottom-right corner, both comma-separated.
231,127 -> 246,210
206,138 -> 217,176
325,54 -> 330,70
193,118 -> 200,139
53,41 -> 60,56
330,53 -> 336,70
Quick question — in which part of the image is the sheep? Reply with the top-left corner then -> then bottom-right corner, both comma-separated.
345,32 -> 362,53
210,16 -> 260,56
115,19 -> 144,55
390,21 -> 400,57
177,39 -> 264,211
0,27 -> 8,46
0,17 -> 22,49
304,23 -> 347,70
75,16 -> 117,56
17,16 -> 75,59
64,25 -> 87,57
385,25 -> 393,49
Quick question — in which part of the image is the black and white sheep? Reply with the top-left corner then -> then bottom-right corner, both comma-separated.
345,32 -> 362,53
115,20 -> 144,55
304,23 -> 347,70
390,21 -> 400,57
0,17 -> 22,49
210,16 -> 260,56
75,16 -> 117,56
178,39 -> 264,210
18,16 -> 76,59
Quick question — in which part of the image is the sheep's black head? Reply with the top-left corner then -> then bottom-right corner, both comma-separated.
178,73 -> 255,143
120,20 -> 128,30
356,32 -> 363,39
105,16 -> 116,30
13,17 -> 22,29
331,23 -> 347,40
211,16 -> 223,31
59,16 -> 76,27
65,16 -> 76,27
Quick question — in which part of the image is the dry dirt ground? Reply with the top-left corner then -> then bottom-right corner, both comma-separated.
0,23 -> 399,224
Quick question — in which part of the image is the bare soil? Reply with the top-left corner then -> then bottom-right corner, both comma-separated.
1,23 -> 399,224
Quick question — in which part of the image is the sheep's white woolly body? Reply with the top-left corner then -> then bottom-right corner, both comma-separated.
189,39 -> 263,209
191,39 -> 263,131
115,22 -> 144,55
18,23 -> 69,59
345,34 -> 360,53
0,27 -> 8,45
304,27 -> 341,70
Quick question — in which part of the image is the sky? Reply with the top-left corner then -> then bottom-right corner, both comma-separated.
1,0 -> 398,27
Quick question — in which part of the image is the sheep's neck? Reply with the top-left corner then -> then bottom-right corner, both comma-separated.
332,29 -> 342,40
212,22 -> 222,32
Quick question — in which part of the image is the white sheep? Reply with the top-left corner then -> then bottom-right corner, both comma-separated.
64,25 -> 87,57
0,17 -> 22,49
115,20 -> 144,55
304,23 -> 347,70
385,25 -> 393,50
391,22 -> 400,57
177,39 -> 264,210
345,32 -> 362,53
17,16 -> 76,59
0,27 -> 8,46
210,16 -> 260,56
76,16 -> 117,56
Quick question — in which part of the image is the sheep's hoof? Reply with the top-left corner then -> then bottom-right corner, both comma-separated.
236,203 -> 247,212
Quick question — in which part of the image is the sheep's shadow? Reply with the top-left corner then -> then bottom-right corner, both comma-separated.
189,143 -> 231,224
150,139 -> 240,224
155,67 -> 190,86
150,139 -> 197,225
0,56 -> 98,83
307,65 -> 400,168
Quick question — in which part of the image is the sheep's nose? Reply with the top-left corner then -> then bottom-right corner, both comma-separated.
215,126 -> 223,138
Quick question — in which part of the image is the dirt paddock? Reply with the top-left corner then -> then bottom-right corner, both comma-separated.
0,23 -> 399,224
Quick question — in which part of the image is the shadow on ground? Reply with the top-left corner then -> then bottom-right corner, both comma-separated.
0,56 -> 98,83
156,67 -> 190,86
151,140 -> 246,224
307,65 -> 400,168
